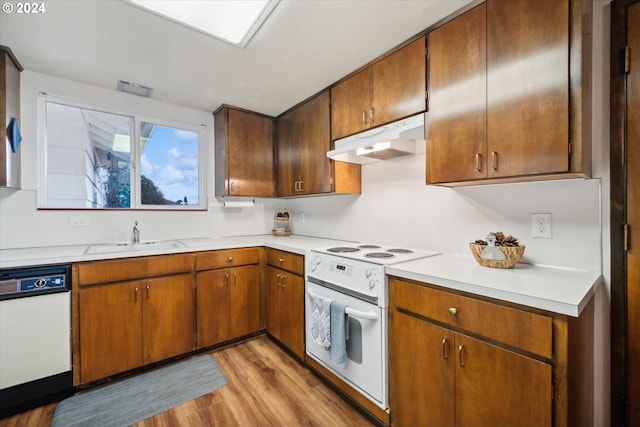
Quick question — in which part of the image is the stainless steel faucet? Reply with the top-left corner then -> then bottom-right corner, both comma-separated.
133,220 -> 140,244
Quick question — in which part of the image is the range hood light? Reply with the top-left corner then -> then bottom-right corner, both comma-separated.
356,142 -> 391,156
327,113 -> 426,165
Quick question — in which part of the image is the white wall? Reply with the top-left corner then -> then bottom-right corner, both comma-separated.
0,71 -> 284,249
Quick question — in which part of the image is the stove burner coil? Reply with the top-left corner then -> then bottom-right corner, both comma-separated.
358,244 -> 382,249
386,248 -> 414,254
327,246 -> 361,253
364,252 -> 395,259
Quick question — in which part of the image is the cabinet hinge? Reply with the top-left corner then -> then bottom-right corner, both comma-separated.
625,46 -> 631,74
624,223 -> 630,252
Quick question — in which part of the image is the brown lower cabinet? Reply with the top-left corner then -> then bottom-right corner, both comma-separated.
196,264 -> 260,347
77,273 -> 194,384
195,247 -> 262,349
389,276 -> 593,427
265,249 -> 305,358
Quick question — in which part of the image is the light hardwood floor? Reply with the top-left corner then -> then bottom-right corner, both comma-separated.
0,336 -> 376,427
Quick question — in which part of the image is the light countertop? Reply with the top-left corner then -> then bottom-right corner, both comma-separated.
386,253 -> 601,317
0,235 -> 352,269
0,237 -> 601,317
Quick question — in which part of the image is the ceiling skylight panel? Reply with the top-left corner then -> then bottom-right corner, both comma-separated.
128,0 -> 279,47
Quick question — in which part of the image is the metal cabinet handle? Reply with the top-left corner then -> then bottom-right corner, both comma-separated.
442,338 -> 449,360
232,272 -> 237,285
230,181 -> 235,193
224,273 -> 229,286
491,151 -> 498,170
134,287 -> 138,303
146,285 -> 150,300
369,107 -> 375,124
299,180 -> 304,192
362,110 -> 367,125
475,153 -> 482,171
294,181 -> 298,192
448,307 -> 458,316
279,258 -> 285,264
228,256 -> 233,263
280,274 -> 286,288
459,344 -> 465,367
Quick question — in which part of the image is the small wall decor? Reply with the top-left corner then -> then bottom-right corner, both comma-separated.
7,117 -> 22,153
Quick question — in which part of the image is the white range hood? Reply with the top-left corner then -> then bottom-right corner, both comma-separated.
327,113 -> 425,164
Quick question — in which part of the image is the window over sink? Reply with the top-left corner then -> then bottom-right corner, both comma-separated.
39,96 -> 205,209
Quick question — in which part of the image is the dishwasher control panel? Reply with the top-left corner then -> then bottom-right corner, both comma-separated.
0,264 -> 70,300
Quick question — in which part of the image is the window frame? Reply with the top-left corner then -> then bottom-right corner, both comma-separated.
38,93 -> 207,210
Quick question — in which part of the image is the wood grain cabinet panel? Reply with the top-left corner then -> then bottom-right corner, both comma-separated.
0,45 -> 22,189
389,276 -> 592,427
276,91 -> 360,196
426,0 -> 590,185
214,106 -> 275,197
195,249 -> 261,349
265,249 -> 305,358
331,37 -> 426,141
77,272 -> 194,384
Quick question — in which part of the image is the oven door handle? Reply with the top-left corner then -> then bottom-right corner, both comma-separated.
307,288 -> 379,320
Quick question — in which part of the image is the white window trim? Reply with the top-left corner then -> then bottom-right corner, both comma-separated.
37,93 -> 207,210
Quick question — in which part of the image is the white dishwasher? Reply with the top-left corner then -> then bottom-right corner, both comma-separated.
0,264 -> 73,418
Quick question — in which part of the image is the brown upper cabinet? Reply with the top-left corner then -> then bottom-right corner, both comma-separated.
331,37 -> 427,140
214,106 -> 275,197
426,0 -> 592,186
1,45 -> 22,189
276,91 -> 361,196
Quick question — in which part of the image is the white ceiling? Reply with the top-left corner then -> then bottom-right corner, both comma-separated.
0,0 -> 473,117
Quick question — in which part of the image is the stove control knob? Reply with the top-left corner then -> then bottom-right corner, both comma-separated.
365,268 -> 373,278
369,279 -> 376,290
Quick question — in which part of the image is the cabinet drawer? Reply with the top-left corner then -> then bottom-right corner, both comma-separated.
267,249 -> 304,275
77,254 -> 192,286
195,247 -> 260,271
390,277 -> 552,359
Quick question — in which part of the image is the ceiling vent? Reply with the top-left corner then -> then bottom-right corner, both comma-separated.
117,80 -> 154,98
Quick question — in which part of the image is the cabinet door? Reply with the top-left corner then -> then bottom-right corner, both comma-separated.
196,268 -> 231,347
227,108 -> 275,196
298,91 -> 332,194
266,266 -> 304,358
486,0 -> 569,177
79,282 -> 143,383
455,333 -> 552,427
142,274 -> 194,364
276,105 -> 300,196
229,264 -> 261,338
427,4 -> 487,184
390,310 -> 455,427
372,37 -> 426,127
331,68 -> 372,140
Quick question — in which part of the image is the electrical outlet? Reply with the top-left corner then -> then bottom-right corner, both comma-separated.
69,216 -> 91,227
531,213 -> 552,238
298,212 -> 305,223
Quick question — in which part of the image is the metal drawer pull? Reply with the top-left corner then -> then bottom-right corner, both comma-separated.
279,258 -> 285,263
306,288 -> 378,320
228,256 -> 233,263
491,151 -> 498,170
448,307 -> 458,316
475,153 -> 482,171
442,338 -> 449,360
459,344 -> 465,367
362,110 -> 367,125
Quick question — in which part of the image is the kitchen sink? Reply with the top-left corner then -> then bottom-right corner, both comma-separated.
84,240 -> 186,254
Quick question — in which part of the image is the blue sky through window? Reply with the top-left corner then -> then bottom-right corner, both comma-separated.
140,124 -> 199,205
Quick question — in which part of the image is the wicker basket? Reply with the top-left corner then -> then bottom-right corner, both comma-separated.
469,243 -> 525,269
